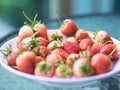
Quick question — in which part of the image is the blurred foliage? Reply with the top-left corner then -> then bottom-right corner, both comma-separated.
0,0 -> 49,27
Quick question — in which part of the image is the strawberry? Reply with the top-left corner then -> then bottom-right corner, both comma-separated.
47,40 -> 63,51
47,31 -> 63,42
66,37 -> 78,43
90,42 -> 103,56
34,61 -> 55,77
1,46 -> 18,66
33,46 -> 50,58
35,56 -> 44,64
18,37 -> 41,51
55,64 -> 72,78
66,53 -> 79,67
17,11 -> 39,44
46,53 -> 65,67
60,19 -> 78,37
91,53 -> 113,74
79,38 -> 93,51
94,30 -> 113,43
18,37 -> 48,51
73,58 -> 93,77
34,23 -> 48,39
38,37 -> 49,47
16,51 -> 35,74
17,25 -> 33,44
100,44 -> 119,61
52,48 -> 69,59
75,29 -> 90,41
63,41 -> 80,54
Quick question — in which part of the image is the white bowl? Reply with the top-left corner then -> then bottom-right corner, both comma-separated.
0,30 -> 120,87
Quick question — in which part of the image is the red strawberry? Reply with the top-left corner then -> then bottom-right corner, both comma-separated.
90,43 -> 103,56
79,38 -> 93,51
75,29 -> 90,41
55,64 -> 72,78
52,48 -> 69,59
100,44 -> 119,61
91,53 -> 113,74
16,51 -> 35,74
34,61 -> 55,77
17,25 -> 33,44
94,30 -> 113,43
60,19 -> 78,37
63,41 -> 80,54
73,58 -> 93,77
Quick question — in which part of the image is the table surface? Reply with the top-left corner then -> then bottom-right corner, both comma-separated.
0,13 -> 120,90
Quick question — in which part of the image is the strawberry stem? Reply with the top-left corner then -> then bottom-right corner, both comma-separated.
0,45 -> 12,58
80,63 -> 92,77
23,11 -> 33,23
109,46 -> 117,58
56,10 -> 63,25
103,40 -> 113,45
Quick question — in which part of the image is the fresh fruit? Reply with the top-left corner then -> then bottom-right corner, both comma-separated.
38,37 -> 49,47
2,14 -> 119,78
63,41 -> 80,54
35,56 -> 44,64
34,61 -> 55,77
47,40 -> 63,51
66,53 -> 79,67
1,46 -> 18,66
16,51 -> 35,74
91,53 -> 113,74
66,37 -> 78,43
17,25 -> 33,44
79,38 -> 93,51
75,29 -> 90,41
94,30 -> 113,43
52,48 -> 69,59
60,19 -> 78,37
55,64 -> 72,78
47,31 -> 63,42
90,42 -> 103,56
100,44 -> 118,61
46,53 -> 65,66
34,23 -> 48,39
18,37 -> 41,51
73,58 -> 93,77
33,46 -> 50,58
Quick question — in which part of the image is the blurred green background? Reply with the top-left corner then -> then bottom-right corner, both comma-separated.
0,0 -> 120,38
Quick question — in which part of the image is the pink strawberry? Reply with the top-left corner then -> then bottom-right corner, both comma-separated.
52,48 -> 69,59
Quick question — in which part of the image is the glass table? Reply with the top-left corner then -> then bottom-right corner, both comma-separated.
0,12 -> 120,90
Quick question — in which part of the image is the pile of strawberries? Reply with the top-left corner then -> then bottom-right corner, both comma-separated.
2,13 -> 119,78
